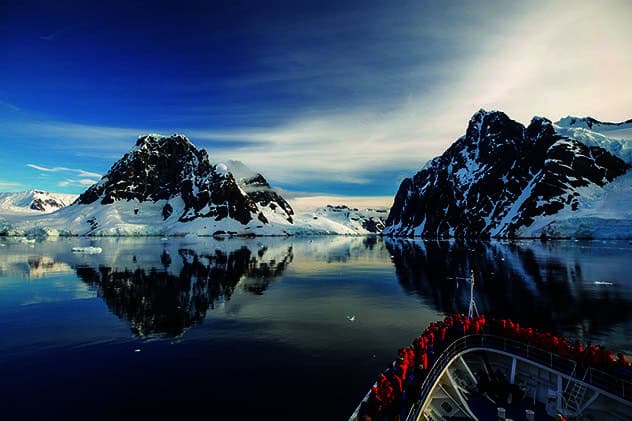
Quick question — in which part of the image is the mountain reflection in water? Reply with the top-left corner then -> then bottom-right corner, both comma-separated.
73,246 -> 292,337
386,239 -> 632,341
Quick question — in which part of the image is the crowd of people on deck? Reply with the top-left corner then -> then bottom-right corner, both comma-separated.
488,318 -> 631,372
358,313 -> 631,420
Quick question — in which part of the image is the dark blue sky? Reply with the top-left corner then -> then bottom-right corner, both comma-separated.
1,0 -> 630,196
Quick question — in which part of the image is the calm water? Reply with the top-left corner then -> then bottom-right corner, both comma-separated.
0,236 -> 631,420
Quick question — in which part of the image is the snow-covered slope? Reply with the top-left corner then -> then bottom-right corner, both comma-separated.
290,204 -> 388,235
384,110 -> 631,239
555,116 -> 632,164
0,190 -> 77,214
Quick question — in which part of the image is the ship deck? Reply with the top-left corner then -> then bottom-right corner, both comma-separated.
352,333 -> 632,421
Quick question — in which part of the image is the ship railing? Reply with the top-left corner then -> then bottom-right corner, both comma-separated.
408,334 -> 631,420
585,367 -> 632,401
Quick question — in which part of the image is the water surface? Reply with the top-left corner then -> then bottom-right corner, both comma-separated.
0,236 -> 630,419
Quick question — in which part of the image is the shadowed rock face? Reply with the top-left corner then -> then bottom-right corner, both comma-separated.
237,173 -> 294,224
74,246 -> 293,337
30,196 -> 67,211
76,134 -> 293,226
384,110 -> 629,238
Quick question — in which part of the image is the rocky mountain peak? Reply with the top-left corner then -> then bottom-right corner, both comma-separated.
384,110 -> 629,238
74,134 -> 293,232
526,116 -> 555,140
78,134 -> 213,205
465,109 -> 515,139
134,133 -> 196,152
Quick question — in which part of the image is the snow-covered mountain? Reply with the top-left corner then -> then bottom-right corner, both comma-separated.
75,134 -> 295,230
0,190 -> 77,214
5,135 -> 295,236
1,135 -> 388,236
384,110 -> 631,239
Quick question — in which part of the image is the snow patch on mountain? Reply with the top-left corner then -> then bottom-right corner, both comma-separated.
518,170 -> 632,238
289,204 -> 388,235
555,117 -> 632,164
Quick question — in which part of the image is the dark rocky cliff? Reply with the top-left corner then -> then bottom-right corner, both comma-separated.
384,110 -> 629,238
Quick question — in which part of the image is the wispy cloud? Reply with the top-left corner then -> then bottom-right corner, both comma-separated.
0,180 -> 24,190
57,179 -> 98,188
19,122 -> 143,152
193,0 -> 632,186
27,164 -> 101,178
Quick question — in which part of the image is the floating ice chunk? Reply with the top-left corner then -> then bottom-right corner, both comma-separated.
71,246 -> 103,254
346,315 -> 356,322
594,281 -> 614,286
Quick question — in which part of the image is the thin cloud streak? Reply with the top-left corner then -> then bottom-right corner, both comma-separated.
58,179 -> 98,188
27,164 -> 101,179
0,180 -> 24,190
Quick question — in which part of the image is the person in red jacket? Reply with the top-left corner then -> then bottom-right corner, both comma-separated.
421,351 -> 428,370
406,347 -> 416,367
373,373 -> 394,409
440,325 -> 447,342
605,350 -> 616,365
616,352 -> 630,367
558,339 -> 571,358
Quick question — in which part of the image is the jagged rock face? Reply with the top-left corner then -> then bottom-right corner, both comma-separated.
235,173 -> 294,224
361,217 -> 385,233
30,192 -> 70,211
384,110 -> 629,238
77,135 -> 291,226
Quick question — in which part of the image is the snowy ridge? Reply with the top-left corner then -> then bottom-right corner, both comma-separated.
555,116 -> 632,134
0,190 -> 77,214
554,117 -> 632,165
384,110 -> 631,239
288,204 -> 388,235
